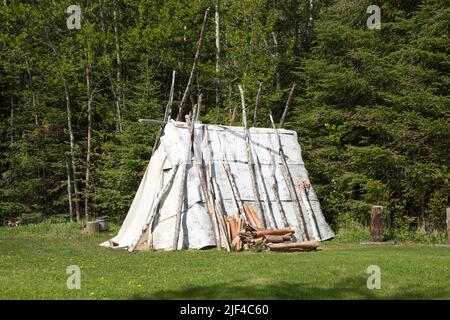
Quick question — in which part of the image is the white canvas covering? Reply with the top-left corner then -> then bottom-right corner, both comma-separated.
101,120 -> 334,251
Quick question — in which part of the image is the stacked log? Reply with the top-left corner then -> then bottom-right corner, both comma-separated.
225,207 -> 319,252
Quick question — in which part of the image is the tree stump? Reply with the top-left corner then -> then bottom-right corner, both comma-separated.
86,221 -> 100,233
447,208 -> 450,245
370,206 -> 383,242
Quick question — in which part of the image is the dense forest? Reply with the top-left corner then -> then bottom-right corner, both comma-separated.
0,0 -> 449,236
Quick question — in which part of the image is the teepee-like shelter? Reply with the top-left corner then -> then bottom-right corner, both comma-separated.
101,8 -> 334,252
101,117 -> 334,252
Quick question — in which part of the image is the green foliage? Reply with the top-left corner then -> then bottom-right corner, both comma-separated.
0,0 -> 448,240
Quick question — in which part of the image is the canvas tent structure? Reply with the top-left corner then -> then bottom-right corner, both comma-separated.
101,120 -> 334,252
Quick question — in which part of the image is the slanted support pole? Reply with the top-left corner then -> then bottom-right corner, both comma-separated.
269,111 -> 308,241
239,85 -> 265,227
370,206 -> 384,242
176,8 -> 210,121
173,107 -> 196,250
279,83 -> 297,128
253,82 -> 262,127
139,119 -> 165,126
151,70 -> 176,155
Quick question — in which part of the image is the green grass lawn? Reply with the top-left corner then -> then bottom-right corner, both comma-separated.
0,223 -> 448,300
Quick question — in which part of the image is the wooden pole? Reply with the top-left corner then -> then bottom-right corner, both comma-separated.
297,181 -> 320,240
192,125 -> 220,248
279,83 -> 297,128
268,148 -> 289,228
213,125 -> 244,219
177,8 -> 210,121
195,94 -> 202,122
370,206 -> 384,242
126,163 -> 180,251
253,82 -> 263,127
239,85 -> 265,226
446,208 -> 450,245
204,126 -> 230,251
269,112 -> 309,241
254,151 -> 276,228
151,71 -> 176,155
173,109 -> 196,250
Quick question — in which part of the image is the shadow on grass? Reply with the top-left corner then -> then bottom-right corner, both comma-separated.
131,275 -> 449,300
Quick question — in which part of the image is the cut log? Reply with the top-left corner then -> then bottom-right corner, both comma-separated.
243,204 -> 257,229
248,206 -> 264,229
231,236 -> 242,251
264,234 -> 292,243
255,228 -> 294,237
268,240 -> 319,252
226,216 -> 239,239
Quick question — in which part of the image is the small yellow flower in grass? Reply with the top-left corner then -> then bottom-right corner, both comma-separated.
90,292 -> 95,296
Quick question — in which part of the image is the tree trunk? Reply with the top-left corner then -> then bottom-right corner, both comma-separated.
63,77 -> 80,221
271,32 -> 281,90
307,0 -> 314,37
65,156 -> 74,222
214,0 -> 221,124
113,1 -> 123,132
10,96 -> 14,143
84,50 -> 94,221
26,60 -> 39,126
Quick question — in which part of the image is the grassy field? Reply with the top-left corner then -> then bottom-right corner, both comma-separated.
0,223 -> 448,300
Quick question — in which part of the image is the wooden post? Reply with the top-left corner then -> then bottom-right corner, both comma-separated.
297,180 -> 320,240
370,206 -> 384,242
177,8 -> 210,121
447,208 -> 450,245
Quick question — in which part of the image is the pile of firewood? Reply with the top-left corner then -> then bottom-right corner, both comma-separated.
224,204 -> 319,252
